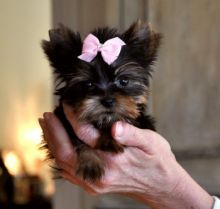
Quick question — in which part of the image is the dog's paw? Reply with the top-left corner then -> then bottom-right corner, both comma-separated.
76,158 -> 104,182
96,138 -> 124,153
76,145 -> 104,182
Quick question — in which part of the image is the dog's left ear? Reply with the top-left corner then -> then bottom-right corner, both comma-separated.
121,20 -> 162,65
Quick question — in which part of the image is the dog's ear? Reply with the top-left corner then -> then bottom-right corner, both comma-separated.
121,20 -> 162,65
41,25 -> 82,76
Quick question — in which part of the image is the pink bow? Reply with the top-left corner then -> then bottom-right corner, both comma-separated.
78,33 -> 126,65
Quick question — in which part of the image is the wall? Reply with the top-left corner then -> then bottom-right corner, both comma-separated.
0,0 -> 52,173
149,0 -> 220,195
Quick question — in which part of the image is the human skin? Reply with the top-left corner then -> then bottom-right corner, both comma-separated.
39,110 -> 214,209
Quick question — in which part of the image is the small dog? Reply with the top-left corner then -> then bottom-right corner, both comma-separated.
42,20 -> 161,182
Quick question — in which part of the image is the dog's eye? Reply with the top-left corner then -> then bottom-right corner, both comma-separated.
84,81 -> 94,89
119,79 -> 129,87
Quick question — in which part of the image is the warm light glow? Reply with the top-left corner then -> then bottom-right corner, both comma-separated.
3,151 -> 22,176
11,96 -> 54,196
17,122 -> 46,174
22,126 -> 42,145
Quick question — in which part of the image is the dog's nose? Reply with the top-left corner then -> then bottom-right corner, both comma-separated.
101,98 -> 115,108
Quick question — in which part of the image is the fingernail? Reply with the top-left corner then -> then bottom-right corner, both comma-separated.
43,112 -> 52,120
38,118 -> 45,128
114,121 -> 124,139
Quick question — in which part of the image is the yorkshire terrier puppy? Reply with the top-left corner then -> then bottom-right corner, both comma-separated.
42,20 -> 161,182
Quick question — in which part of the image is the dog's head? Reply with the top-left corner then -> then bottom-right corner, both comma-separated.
42,20 -> 161,128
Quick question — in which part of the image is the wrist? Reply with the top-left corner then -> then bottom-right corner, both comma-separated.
132,163 -> 214,209
213,196 -> 220,209
167,165 -> 213,209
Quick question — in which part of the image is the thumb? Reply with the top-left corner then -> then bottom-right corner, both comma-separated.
112,121 -> 156,153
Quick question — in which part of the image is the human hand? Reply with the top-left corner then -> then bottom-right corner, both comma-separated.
62,103 -> 100,147
39,112 -> 213,209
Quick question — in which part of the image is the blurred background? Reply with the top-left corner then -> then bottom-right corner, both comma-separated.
0,0 -> 219,209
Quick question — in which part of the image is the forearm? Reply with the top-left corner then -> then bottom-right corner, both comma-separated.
134,164 -> 214,209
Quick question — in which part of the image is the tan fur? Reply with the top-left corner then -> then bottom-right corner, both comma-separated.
76,145 -> 104,182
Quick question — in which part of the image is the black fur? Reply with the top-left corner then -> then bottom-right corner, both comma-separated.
42,20 -> 161,182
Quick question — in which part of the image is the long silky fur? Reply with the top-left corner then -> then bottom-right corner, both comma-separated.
41,20 -> 161,182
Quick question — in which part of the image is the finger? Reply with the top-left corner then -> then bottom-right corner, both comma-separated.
60,171 -> 80,185
112,121 -> 157,154
63,103 -> 100,147
42,112 -> 76,165
61,171 -> 97,195
38,117 -> 50,140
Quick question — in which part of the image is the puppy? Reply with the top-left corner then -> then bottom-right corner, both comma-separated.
42,20 -> 161,182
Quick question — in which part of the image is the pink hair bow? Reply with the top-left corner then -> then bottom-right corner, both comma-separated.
78,33 -> 126,65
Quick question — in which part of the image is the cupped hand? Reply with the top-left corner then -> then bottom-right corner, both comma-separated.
38,112 -> 196,208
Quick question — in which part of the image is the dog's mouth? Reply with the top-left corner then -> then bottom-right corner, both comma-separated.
77,102 -> 139,127
90,111 -> 120,129
104,111 -> 114,114
74,96 -> 141,129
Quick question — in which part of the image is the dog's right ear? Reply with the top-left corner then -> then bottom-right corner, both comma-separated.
41,25 -> 82,76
